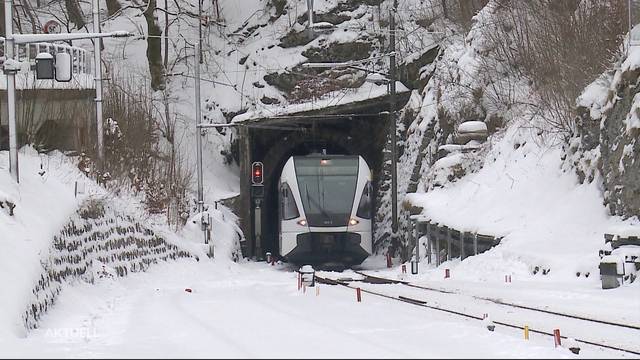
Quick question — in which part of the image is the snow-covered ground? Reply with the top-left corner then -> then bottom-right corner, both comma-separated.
2,257 -> 636,359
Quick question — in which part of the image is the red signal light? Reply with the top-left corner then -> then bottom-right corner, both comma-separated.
252,161 -> 264,184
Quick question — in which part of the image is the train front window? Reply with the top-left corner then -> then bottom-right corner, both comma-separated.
280,183 -> 299,220
294,157 -> 358,227
356,181 -> 372,219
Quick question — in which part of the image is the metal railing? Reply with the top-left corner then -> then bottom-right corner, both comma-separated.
1,36 -> 91,75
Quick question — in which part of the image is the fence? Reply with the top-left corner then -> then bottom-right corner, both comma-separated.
1,36 -> 91,76
410,216 -> 503,265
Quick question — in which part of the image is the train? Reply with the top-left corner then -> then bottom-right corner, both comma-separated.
278,154 -> 373,267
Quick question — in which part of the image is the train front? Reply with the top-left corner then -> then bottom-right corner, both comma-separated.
279,155 -> 373,266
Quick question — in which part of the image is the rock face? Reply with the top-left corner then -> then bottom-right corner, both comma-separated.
574,65 -> 640,219
598,84 -> 640,219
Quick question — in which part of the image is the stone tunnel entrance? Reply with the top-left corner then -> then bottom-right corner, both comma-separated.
238,91 -> 411,260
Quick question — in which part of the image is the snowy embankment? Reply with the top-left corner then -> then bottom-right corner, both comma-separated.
0,148 -> 242,339
0,148 -> 103,338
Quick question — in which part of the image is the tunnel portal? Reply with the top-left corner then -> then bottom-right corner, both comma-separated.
238,92 -> 410,260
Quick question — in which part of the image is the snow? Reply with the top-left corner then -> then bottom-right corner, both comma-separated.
624,93 -> 640,131
432,152 -> 464,170
607,225 -> 640,238
232,80 -> 410,123
458,120 -> 487,134
1,259 -> 634,358
577,75 -> 612,120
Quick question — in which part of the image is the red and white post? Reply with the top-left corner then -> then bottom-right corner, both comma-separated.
553,329 -> 561,347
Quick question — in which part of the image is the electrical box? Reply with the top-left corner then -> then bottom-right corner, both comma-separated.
35,53 -> 55,80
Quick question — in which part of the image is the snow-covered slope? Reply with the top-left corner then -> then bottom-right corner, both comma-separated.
0,148 -> 106,337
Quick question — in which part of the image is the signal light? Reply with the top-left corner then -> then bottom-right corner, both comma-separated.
252,161 -> 264,184
348,218 -> 359,226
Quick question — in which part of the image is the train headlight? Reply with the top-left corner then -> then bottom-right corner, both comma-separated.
348,218 -> 359,226
297,219 -> 308,226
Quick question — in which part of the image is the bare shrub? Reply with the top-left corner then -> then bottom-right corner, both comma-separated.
480,0 -> 627,136
101,69 -> 193,221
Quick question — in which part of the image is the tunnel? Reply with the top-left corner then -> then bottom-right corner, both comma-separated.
238,92 -> 411,260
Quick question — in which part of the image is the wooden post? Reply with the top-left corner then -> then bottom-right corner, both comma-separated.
460,231 -> 466,260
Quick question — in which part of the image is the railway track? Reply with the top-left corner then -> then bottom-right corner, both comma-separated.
314,271 -> 640,356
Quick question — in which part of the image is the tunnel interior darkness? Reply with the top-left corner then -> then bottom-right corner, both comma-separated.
249,114 -> 389,258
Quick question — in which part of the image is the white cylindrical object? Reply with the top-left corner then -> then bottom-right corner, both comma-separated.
55,52 -> 72,82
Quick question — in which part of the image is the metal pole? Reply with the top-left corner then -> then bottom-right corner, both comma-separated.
255,198 -> 262,260
389,7 -> 397,233
93,0 -> 104,172
307,0 -> 314,28
414,220 -> 419,274
629,0 -> 633,58
195,43 -> 204,215
4,0 -> 18,183
198,0 -> 203,63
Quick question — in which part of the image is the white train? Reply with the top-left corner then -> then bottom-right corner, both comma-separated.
278,154 -> 373,266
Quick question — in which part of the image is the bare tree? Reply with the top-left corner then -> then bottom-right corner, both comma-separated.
65,0 -> 86,29
143,0 -> 166,90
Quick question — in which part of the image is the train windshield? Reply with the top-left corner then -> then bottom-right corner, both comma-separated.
294,157 -> 359,227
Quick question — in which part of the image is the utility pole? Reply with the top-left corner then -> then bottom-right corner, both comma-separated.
389,3 -> 398,233
195,43 -> 204,215
93,0 -> 104,171
4,0 -> 18,183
